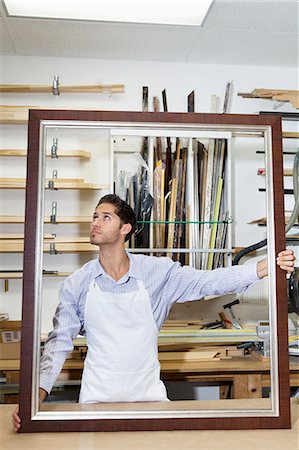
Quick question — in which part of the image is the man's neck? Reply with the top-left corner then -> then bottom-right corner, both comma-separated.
98,245 -> 130,282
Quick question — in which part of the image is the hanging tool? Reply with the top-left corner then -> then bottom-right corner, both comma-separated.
223,299 -> 242,329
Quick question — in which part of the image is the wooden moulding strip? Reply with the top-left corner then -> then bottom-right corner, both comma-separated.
0,234 -> 55,239
0,272 -> 71,279
0,149 -> 91,158
282,132 -> 299,139
258,168 -> 294,176
0,84 -> 125,94
0,178 -> 107,190
0,215 -> 91,223
0,242 -> 98,253
0,105 -> 30,124
249,214 -> 294,226
1,235 -> 91,241
238,89 -> 299,108
159,350 -> 220,362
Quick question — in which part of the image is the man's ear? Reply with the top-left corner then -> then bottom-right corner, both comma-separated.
121,223 -> 132,238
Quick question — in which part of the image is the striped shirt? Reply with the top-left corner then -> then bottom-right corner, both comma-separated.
40,251 -> 260,393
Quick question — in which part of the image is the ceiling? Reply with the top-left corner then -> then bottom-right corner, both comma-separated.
0,0 -> 298,68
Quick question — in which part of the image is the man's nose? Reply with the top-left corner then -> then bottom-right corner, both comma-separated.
93,217 -> 101,226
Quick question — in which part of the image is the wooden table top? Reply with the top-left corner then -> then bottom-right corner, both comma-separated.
1,400 -> 298,450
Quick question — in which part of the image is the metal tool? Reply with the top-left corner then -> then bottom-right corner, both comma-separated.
223,299 -> 242,330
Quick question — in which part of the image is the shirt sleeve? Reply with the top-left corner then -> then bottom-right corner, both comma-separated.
39,283 -> 83,394
163,260 -> 260,307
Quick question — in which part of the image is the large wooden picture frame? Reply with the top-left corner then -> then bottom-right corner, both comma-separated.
19,110 -> 290,432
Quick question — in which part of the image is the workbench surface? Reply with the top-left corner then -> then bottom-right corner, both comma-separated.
1,400 -> 298,450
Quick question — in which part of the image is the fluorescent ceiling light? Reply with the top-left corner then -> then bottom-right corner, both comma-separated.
3,0 -> 213,26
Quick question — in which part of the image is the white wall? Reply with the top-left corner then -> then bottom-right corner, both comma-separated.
0,54 -> 298,331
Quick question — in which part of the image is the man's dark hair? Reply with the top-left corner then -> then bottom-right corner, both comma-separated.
96,194 -> 136,242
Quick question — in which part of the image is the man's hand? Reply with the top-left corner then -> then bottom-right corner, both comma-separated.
12,388 -> 47,432
276,249 -> 296,273
12,405 -> 21,432
257,249 -> 296,279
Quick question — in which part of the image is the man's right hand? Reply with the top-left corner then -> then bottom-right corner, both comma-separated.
12,388 -> 47,432
12,405 -> 21,432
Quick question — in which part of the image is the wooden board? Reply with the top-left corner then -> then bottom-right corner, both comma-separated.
0,149 -> 90,158
0,105 -> 30,124
159,350 -> 220,361
258,167 -> 295,176
0,241 -> 98,253
0,271 -> 71,279
238,89 -> 299,109
0,215 -> 91,223
0,178 -> 107,190
0,84 -> 125,94
282,132 -> 299,139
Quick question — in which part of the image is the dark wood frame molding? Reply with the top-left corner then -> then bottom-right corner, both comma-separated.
19,109 -> 290,432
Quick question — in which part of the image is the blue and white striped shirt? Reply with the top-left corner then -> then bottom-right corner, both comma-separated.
40,252 -> 260,393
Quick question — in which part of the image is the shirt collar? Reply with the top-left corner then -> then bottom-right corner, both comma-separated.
93,251 -> 141,284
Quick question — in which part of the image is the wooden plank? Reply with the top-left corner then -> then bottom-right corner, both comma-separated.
0,241 -> 98,253
233,374 -> 250,399
0,149 -> 90,158
249,213 -> 294,226
166,160 -> 180,257
0,215 -> 91,223
0,105 -> 30,124
207,176 -> 223,269
153,162 -> 164,248
153,96 -> 162,165
0,233 -> 54,239
162,89 -> 172,189
247,374 -> 262,398
238,89 -> 299,109
258,167 -> 295,176
176,148 -> 187,261
159,350 -> 220,361
2,177 -> 85,183
223,81 -> 233,113
201,139 -> 215,268
187,91 -> 195,112
282,132 -> 299,139
0,178 -> 106,190
0,271 -> 71,279
0,84 -> 125,94
173,148 -> 182,252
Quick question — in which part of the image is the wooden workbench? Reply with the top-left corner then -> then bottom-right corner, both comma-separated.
0,400 -> 298,450
1,355 -> 299,401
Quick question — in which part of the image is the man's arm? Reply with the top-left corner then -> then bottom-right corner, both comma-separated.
162,249 -> 295,308
39,284 -> 83,394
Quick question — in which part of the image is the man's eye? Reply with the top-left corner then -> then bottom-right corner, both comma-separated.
104,215 -> 110,220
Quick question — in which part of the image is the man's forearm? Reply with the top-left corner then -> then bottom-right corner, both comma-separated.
256,259 -> 267,279
39,387 -> 47,403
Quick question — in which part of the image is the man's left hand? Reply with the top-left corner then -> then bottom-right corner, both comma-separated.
257,249 -> 295,279
276,249 -> 296,273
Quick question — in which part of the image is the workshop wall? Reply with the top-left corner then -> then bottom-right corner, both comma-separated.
0,54 -> 298,331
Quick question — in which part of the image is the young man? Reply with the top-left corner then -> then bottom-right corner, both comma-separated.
13,194 -> 295,430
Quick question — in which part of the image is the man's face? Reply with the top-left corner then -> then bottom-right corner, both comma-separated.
90,203 -> 127,246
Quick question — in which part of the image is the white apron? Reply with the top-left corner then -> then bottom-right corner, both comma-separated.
79,278 -> 168,403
